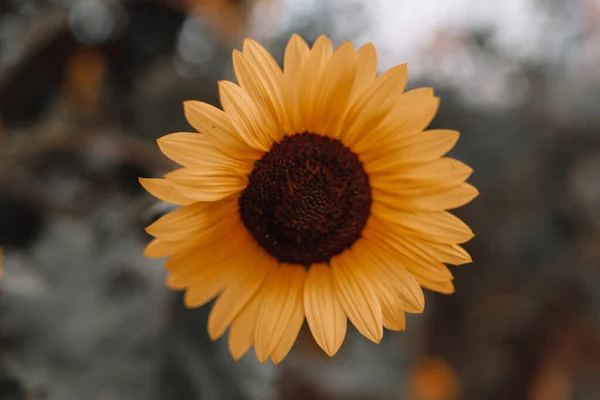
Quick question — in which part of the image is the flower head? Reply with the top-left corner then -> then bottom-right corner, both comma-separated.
141,34 -> 478,363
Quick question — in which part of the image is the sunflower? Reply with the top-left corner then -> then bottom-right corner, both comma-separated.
141,34 -> 478,364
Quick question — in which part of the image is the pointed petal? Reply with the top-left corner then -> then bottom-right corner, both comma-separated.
207,250 -> 276,340
423,242 -> 472,266
353,88 -> 439,154
242,38 -> 284,80
165,167 -> 247,202
353,238 -> 425,314
362,130 -> 460,172
182,280 -> 227,308
157,132 -> 251,172
375,227 -> 473,266
364,217 -> 459,275
350,43 -> 378,102
297,35 -> 333,131
228,290 -> 263,360
181,258 -> 242,307
304,263 -> 347,356
219,81 -> 278,152
144,213 -> 242,258
144,236 -> 218,259
377,279 -> 407,331
240,39 -> 287,131
414,183 -> 479,211
417,276 -> 455,294
143,238 -> 172,259
254,265 -> 307,363
371,183 -> 479,213
340,64 -> 408,146
183,101 -> 257,159
145,198 -> 236,241
271,295 -> 305,364
283,34 -> 310,133
382,304 -> 406,331
363,218 -> 459,283
166,234 -> 254,290
163,224 -> 251,270
311,41 -> 357,137
370,158 -> 473,198
371,204 -> 474,244
331,250 -> 383,343
139,178 -> 193,206
233,50 -> 285,142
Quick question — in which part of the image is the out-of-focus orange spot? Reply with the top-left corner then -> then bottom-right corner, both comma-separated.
183,0 -> 251,42
528,365 -> 572,400
407,357 -> 460,400
65,48 -> 106,111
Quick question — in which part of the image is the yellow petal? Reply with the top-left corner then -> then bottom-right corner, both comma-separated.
353,88 -> 438,154
139,178 -> 193,206
380,157 -> 473,183
271,293 -> 305,364
144,238 -> 188,259
143,238 -> 168,258
297,35 -> 333,132
311,41 -> 357,137
414,183 -> 479,211
362,130 -> 460,173
218,80 -> 278,152
144,214 -> 242,258
350,43 -> 378,102
164,226 -> 252,274
165,167 -> 247,202
371,204 -> 474,244
157,132 -> 251,172
254,265 -> 307,363
232,51 -> 285,142
392,234 -> 472,266
364,217 -> 452,280
165,233 -> 252,289
303,263 -> 347,357
228,289 -> 263,360
243,39 -> 284,81
207,250 -> 276,340
331,249 -> 383,343
422,242 -> 472,266
167,210 -> 239,250
379,282 -> 407,331
371,183 -> 479,213
365,225 -> 456,285
181,262 -> 240,308
241,39 -> 288,131
145,198 -> 236,242
417,276 -> 455,294
340,63 -> 408,146
353,238 -> 425,313
167,242 -> 252,289
183,101 -> 256,160
370,158 -> 473,197
283,34 -> 310,134
382,304 -> 406,331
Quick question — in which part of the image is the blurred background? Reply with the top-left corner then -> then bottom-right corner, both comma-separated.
1,0 -> 600,399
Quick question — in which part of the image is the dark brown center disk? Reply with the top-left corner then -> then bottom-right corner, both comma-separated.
238,132 -> 372,265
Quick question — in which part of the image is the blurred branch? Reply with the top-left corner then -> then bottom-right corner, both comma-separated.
0,121 -> 172,218
0,11 -> 66,88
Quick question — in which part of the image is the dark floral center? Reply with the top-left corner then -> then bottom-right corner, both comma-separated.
238,132 -> 372,265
